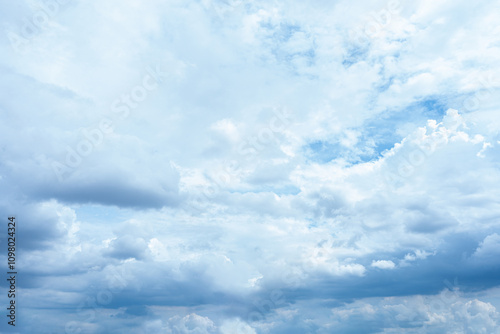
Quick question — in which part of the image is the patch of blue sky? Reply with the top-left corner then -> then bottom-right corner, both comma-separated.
306,218 -> 319,228
301,48 -> 316,65
391,96 -> 449,128
374,75 -> 395,93
272,22 -> 302,42
417,96 -> 449,119
342,46 -> 369,68
259,21 -> 317,74
304,96 -> 449,165
305,140 -> 343,163
360,96 -> 451,155
75,204 -> 134,224
305,136 -> 390,165
357,143 -> 393,162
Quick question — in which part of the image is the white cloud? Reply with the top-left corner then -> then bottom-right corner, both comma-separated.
219,319 -> 256,334
166,314 -> 217,334
371,260 -> 396,270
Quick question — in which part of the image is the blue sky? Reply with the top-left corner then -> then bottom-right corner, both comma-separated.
1,0 -> 500,333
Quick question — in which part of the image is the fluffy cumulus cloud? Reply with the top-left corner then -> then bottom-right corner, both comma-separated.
1,0 -> 500,333
371,260 -> 396,270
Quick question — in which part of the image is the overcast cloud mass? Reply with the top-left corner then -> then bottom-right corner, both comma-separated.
1,0 -> 500,333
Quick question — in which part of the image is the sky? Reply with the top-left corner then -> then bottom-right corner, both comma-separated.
1,0 -> 500,333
